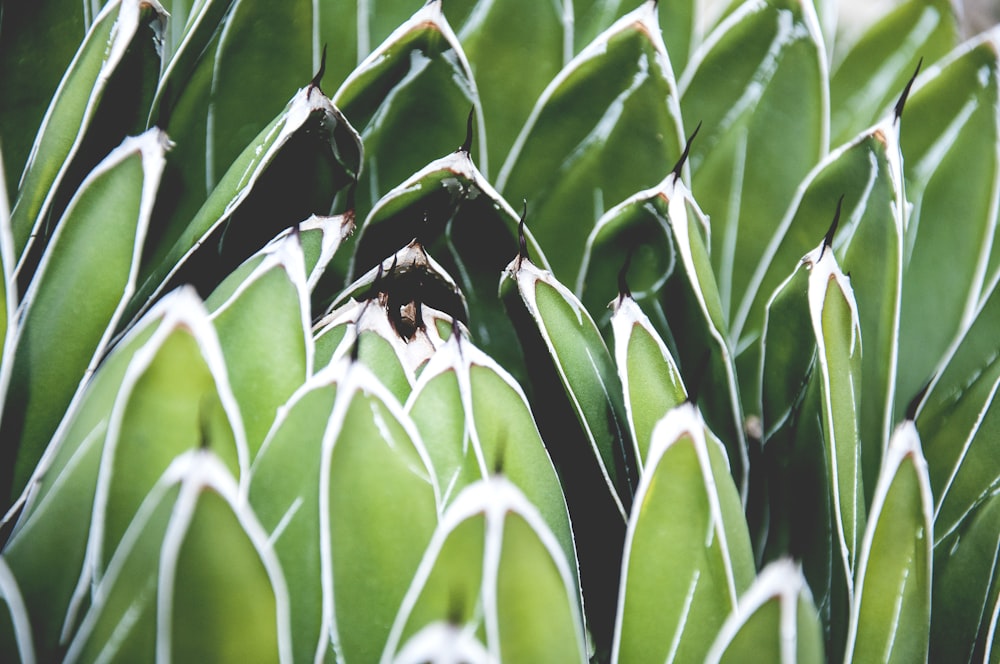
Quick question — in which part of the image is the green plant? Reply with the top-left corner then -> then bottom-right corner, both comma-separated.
0,0 -> 998,661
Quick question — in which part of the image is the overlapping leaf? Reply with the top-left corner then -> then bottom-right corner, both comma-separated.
498,0 -> 685,281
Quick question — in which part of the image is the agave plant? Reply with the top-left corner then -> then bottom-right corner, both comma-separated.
1,0 -> 999,661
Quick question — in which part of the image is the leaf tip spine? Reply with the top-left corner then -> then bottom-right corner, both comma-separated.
460,106 -> 475,155
310,44 -> 328,92
819,194 -> 844,261
671,120 -> 701,182
893,57 -> 923,124
516,200 -> 530,267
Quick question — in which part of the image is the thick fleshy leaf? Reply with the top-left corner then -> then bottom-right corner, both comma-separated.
0,290 -> 187,661
579,173 -> 747,494
9,0 -> 165,265
148,0 -> 315,248
503,255 -> 633,517
333,1 -> 485,221
807,240 -> 866,581
382,478 -> 587,663
916,271 -> 1000,547
931,489 -> 1000,661
829,0 -> 957,146
844,421 -> 933,664
612,403 -> 755,663
248,364 -> 339,664
610,295 -> 687,469
320,363 -> 440,663
454,0 -> 571,166
741,117 -> 906,494
897,30 -> 1000,410
0,556 -> 36,664
405,331 -> 579,596
133,85 -> 361,317
680,0 -> 827,323
0,130 -> 168,508
705,560 -> 824,664
351,149 -> 546,381
74,295 -> 248,622
497,0 -> 685,281
63,451 -> 292,663
0,0 -> 86,197
206,232 -> 313,458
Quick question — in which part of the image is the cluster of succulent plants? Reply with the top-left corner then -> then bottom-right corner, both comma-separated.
1,0 -> 999,661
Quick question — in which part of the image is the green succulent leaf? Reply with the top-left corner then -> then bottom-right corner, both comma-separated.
454,0 -> 571,166
704,559 -> 825,664
134,85 -> 361,315
0,556 -> 36,664
742,117 -> 907,495
681,0 -> 828,324
383,477 -> 587,663
612,403 -> 755,663
896,31 -> 1000,411
8,0 -> 165,264
844,421 -> 933,664
579,174 -> 748,494
63,451 -> 293,663
916,269 -> 1000,548
498,0 -> 685,282
0,289 -> 191,660
0,130 -> 168,507
320,363 -> 440,663
830,0 -> 957,146
610,295 -> 687,470
334,1 -> 485,220
149,0 -> 315,244
248,364 -> 339,664
80,294 -> 248,605
503,254 -> 633,518
0,0 -> 87,197
931,488 -> 1000,661
206,233 -> 313,458
405,331 -> 579,599
806,240 -> 866,580
351,148 -> 546,381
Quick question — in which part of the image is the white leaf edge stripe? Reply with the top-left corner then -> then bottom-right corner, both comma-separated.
62,449 -> 293,664
806,238 -> 862,594
334,0 -> 488,175
843,420 -> 933,661
985,584 -> 1000,663
496,0 -> 684,192
13,0 -> 168,271
505,255 -> 628,520
353,148 -> 551,277
392,620 -> 493,664
665,175 -> 749,502
66,288 -> 251,640
610,295 -> 687,473
704,559 -> 816,664
317,359 -> 442,662
0,555 -> 37,664
380,476 -> 587,664
140,84 -> 362,313
209,226 -> 316,376
458,0 -> 573,66
611,402 -> 742,662
0,148 -> 15,458
404,331 -> 582,608
1,130 -> 169,525
148,0 -> 223,117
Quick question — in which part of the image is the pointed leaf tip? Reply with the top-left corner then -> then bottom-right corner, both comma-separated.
819,194 -> 845,261
671,121 -> 702,181
894,58 -> 923,123
905,379 -> 932,422
517,200 -> 529,265
460,106 -> 475,155
311,44 -> 328,91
